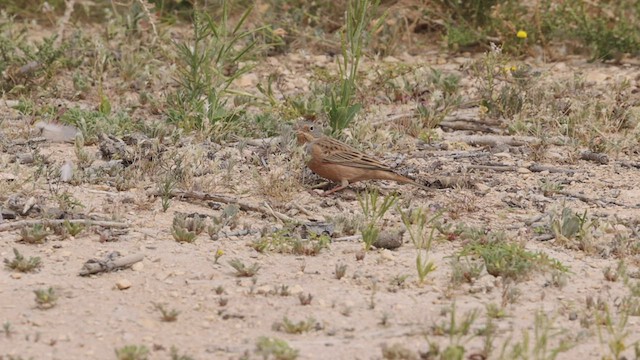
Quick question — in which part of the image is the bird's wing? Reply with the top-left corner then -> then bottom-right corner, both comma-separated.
316,136 -> 393,171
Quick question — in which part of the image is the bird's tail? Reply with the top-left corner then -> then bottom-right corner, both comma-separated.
383,171 -> 430,191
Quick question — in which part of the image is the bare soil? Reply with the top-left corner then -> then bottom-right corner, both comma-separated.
2,39 -> 640,360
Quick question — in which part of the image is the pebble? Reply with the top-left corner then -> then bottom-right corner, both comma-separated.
115,279 -> 132,290
131,262 -> 144,271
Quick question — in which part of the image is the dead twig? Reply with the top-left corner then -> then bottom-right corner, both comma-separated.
0,219 -> 128,232
79,252 -> 144,276
333,235 -> 362,242
579,151 -> 609,164
528,164 -> 577,174
151,190 -> 298,224
467,164 -> 517,172
445,134 -> 541,147
557,190 -> 629,207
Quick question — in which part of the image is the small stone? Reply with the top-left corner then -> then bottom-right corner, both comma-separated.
569,312 -> 578,321
131,262 -> 144,271
10,273 -> 22,279
355,250 -> 365,261
373,228 -> 404,250
116,279 -> 132,290
517,167 -> 531,174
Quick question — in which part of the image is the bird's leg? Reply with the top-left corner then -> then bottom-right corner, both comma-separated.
322,179 -> 350,196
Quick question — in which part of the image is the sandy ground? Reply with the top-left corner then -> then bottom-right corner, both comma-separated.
2,50 -> 640,360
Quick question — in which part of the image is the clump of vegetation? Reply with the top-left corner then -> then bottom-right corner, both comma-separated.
153,302 -> 180,322
273,316 -> 316,334
400,207 -> 440,284
253,229 -> 330,256
4,248 -> 42,273
255,336 -> 299,360
34,287 -> 58,309
171,214 -> 206,243
460,232 -> 567,281
358,189 -> 398,251
115,345 -> 149,360
228,259 -> 260,277
166,4 -> 259,133
20,224 -> 51,244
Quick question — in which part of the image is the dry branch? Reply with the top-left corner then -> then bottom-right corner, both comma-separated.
152,190 -> 297,224
528,164 -> 577,174
79,253 -> 144,276
467,164 -> 516,172
579,151 -> 609,164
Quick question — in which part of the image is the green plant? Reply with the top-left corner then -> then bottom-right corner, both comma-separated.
449,255 -> 483,286
228,258 -> 260,277
400,207 -> 440,284
415,69 -> 462,130
166,4 -> 261,132
20,224 -> 51,244
274,316 -> 316,334
255,336 -> 299,360
115,345 -> 149,360
253,229 -> 330,256
171,214 -> 205,243
299,293 -> 313,306
153,302 -> 180,322
562,1 -> 640,61
169,346 -> 194,360
381,343 -> 417,359
3,321 -> 12,338
63,220 -> 84,237
461,236 -> 567,281
208,204 -> 240,240
159,175 -> 176,212
4,248 -> 42,273
358,189 -> 399,251
426,304 -> 480,359
323,0 -> 384,134
498,311 -> 573,360
34,287 -> 58,309
335,263 -> 348,280
550,207 -> 596,247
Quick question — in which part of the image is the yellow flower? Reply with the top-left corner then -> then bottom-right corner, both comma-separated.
216,249 -> 224,256
517,30 -> 527,39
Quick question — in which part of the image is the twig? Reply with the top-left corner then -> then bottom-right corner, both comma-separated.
151,190 -> 298,224
439,120 -> 501,133
333,235 -> 362,242
0,219 -> 128,232
79,253 -> 144,276
446,134 -> 541,147
579,151 -> 609,164
528,164 -> 577,174
467,164 -> 517,172
557,190 -> 629,207
534,234 -> 555,242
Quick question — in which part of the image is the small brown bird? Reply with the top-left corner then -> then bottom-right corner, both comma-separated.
296,122 -> 427,195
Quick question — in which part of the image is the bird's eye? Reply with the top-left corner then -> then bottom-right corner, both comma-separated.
309,126 -> 314,131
